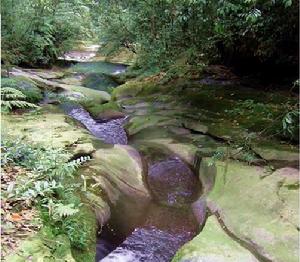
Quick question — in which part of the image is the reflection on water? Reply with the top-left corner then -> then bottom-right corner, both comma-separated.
97,202 -> 200,262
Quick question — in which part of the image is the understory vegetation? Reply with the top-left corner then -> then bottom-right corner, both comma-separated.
98,0 -> 298,72
1,0 -> 98,68
1,137 -> 91,254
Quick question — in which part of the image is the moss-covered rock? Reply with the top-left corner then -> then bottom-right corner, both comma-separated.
1,76 -> 43,103
60,84 -> 111,104
79,100 -> 121,119
1,105 -> 93,149
84,145 -> 151,202
172,216 -> 258,262
252,141 -> 299,164
10,68 -> 111,104
112,80 -> 161,100
5,233 -> 75,262
204,158 -> 299,262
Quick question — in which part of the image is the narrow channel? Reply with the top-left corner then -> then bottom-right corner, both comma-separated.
62,61 -> 204,262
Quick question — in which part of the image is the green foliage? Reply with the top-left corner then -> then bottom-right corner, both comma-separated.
225,99 -> 274,119
98,0 -> 298,71
1,0 -> 98,67
1,77 -> 43,103
2,137 -> 91,249
1,87 -> 38,111
282,110 -> 299,139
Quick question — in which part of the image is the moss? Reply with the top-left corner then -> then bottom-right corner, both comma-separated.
80,100 -> 120,118
172,216 -> 257,262
1,105 -> 93,149
5,231 -> 76,262
1,76 -> 43,103
60,84 -> 111,104
112,80 -> 161,100
69,204 -> 97,262
204,158 -> 299,262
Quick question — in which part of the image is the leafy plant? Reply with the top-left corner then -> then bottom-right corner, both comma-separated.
282,110 -> 299,139
1,87 -> 38,111
2,136 -> 91,249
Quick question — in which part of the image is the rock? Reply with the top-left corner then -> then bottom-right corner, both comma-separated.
199,158 -> 217,194
145,138 -> 199,166
125,115 -> 181,136
1,76 -> 43,103
72,143 -> 95,156
93,46 -> 136,65
252,143 -> 299,164
273,167 -> 299,229
85,192 -> 111,225
25,69 -> 65,79
86,145 -> 151,201
147,157 -> 200,207
183,120 -> 208,133
96,110 -> 126,121
61,91 -> 86,101
10,68 -> 111,104
204,158 -> 299,262
1,105 -> 93,149
59,84 -> 111,104
172,216 -> 258,262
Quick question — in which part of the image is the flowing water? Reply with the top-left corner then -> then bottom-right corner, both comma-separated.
62,61 -> 202,262
63,104 -> 128,144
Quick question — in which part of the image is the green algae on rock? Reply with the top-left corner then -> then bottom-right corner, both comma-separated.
84,145 -> 151,202
172,215 -> 259,262
1,106 -> 93,149
1,76 -> 43,103
205,158 -> 299,262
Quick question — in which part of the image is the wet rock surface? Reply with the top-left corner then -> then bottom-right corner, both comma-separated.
148,157 -> 200,206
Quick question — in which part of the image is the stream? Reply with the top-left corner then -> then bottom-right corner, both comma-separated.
61,61 -> 203,262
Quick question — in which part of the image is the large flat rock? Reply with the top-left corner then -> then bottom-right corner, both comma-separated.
205,159 -> 299,262
172,216 -> 258,262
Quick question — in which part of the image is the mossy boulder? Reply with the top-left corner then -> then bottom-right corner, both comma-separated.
5,233 -> 75,262
1,105 -> 93,149
172,216 -> 258,262
252,141 -> 299,164
112,80 -> 161,100
83,145 -> 151,202
1,76 -> 43,103
204,158 -> 299,262
10,68 -> 111,104
125,115 -> 182,136
79,100 -> 121,119
60,84 -> 111,104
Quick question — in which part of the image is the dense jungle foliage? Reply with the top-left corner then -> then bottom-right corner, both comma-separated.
97,0 -> 299,73
1,0 -> 98,68
2,0 -> 298,73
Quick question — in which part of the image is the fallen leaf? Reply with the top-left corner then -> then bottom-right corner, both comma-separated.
11,213 -> 22,222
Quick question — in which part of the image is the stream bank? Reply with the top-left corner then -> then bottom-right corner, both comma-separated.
1,49 -> 299,262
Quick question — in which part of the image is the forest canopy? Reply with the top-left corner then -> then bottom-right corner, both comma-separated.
97,0 -> 299,72
1,0 -> 98,67
1,0 -> 299,74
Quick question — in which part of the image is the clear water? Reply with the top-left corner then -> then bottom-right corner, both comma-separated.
61,61 -> 202,262
63,104 -> 128,145
69,61 -> 127,75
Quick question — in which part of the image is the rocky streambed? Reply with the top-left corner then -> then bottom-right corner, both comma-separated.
3,53 -> 299,262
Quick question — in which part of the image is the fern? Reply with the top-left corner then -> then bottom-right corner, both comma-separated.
1,87 -> 38,110
53,203 -> 79,219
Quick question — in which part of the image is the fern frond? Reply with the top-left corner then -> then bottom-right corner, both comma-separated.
1,87 -> 38,110
1,87 -> 26,99
54,203 -> 79,218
